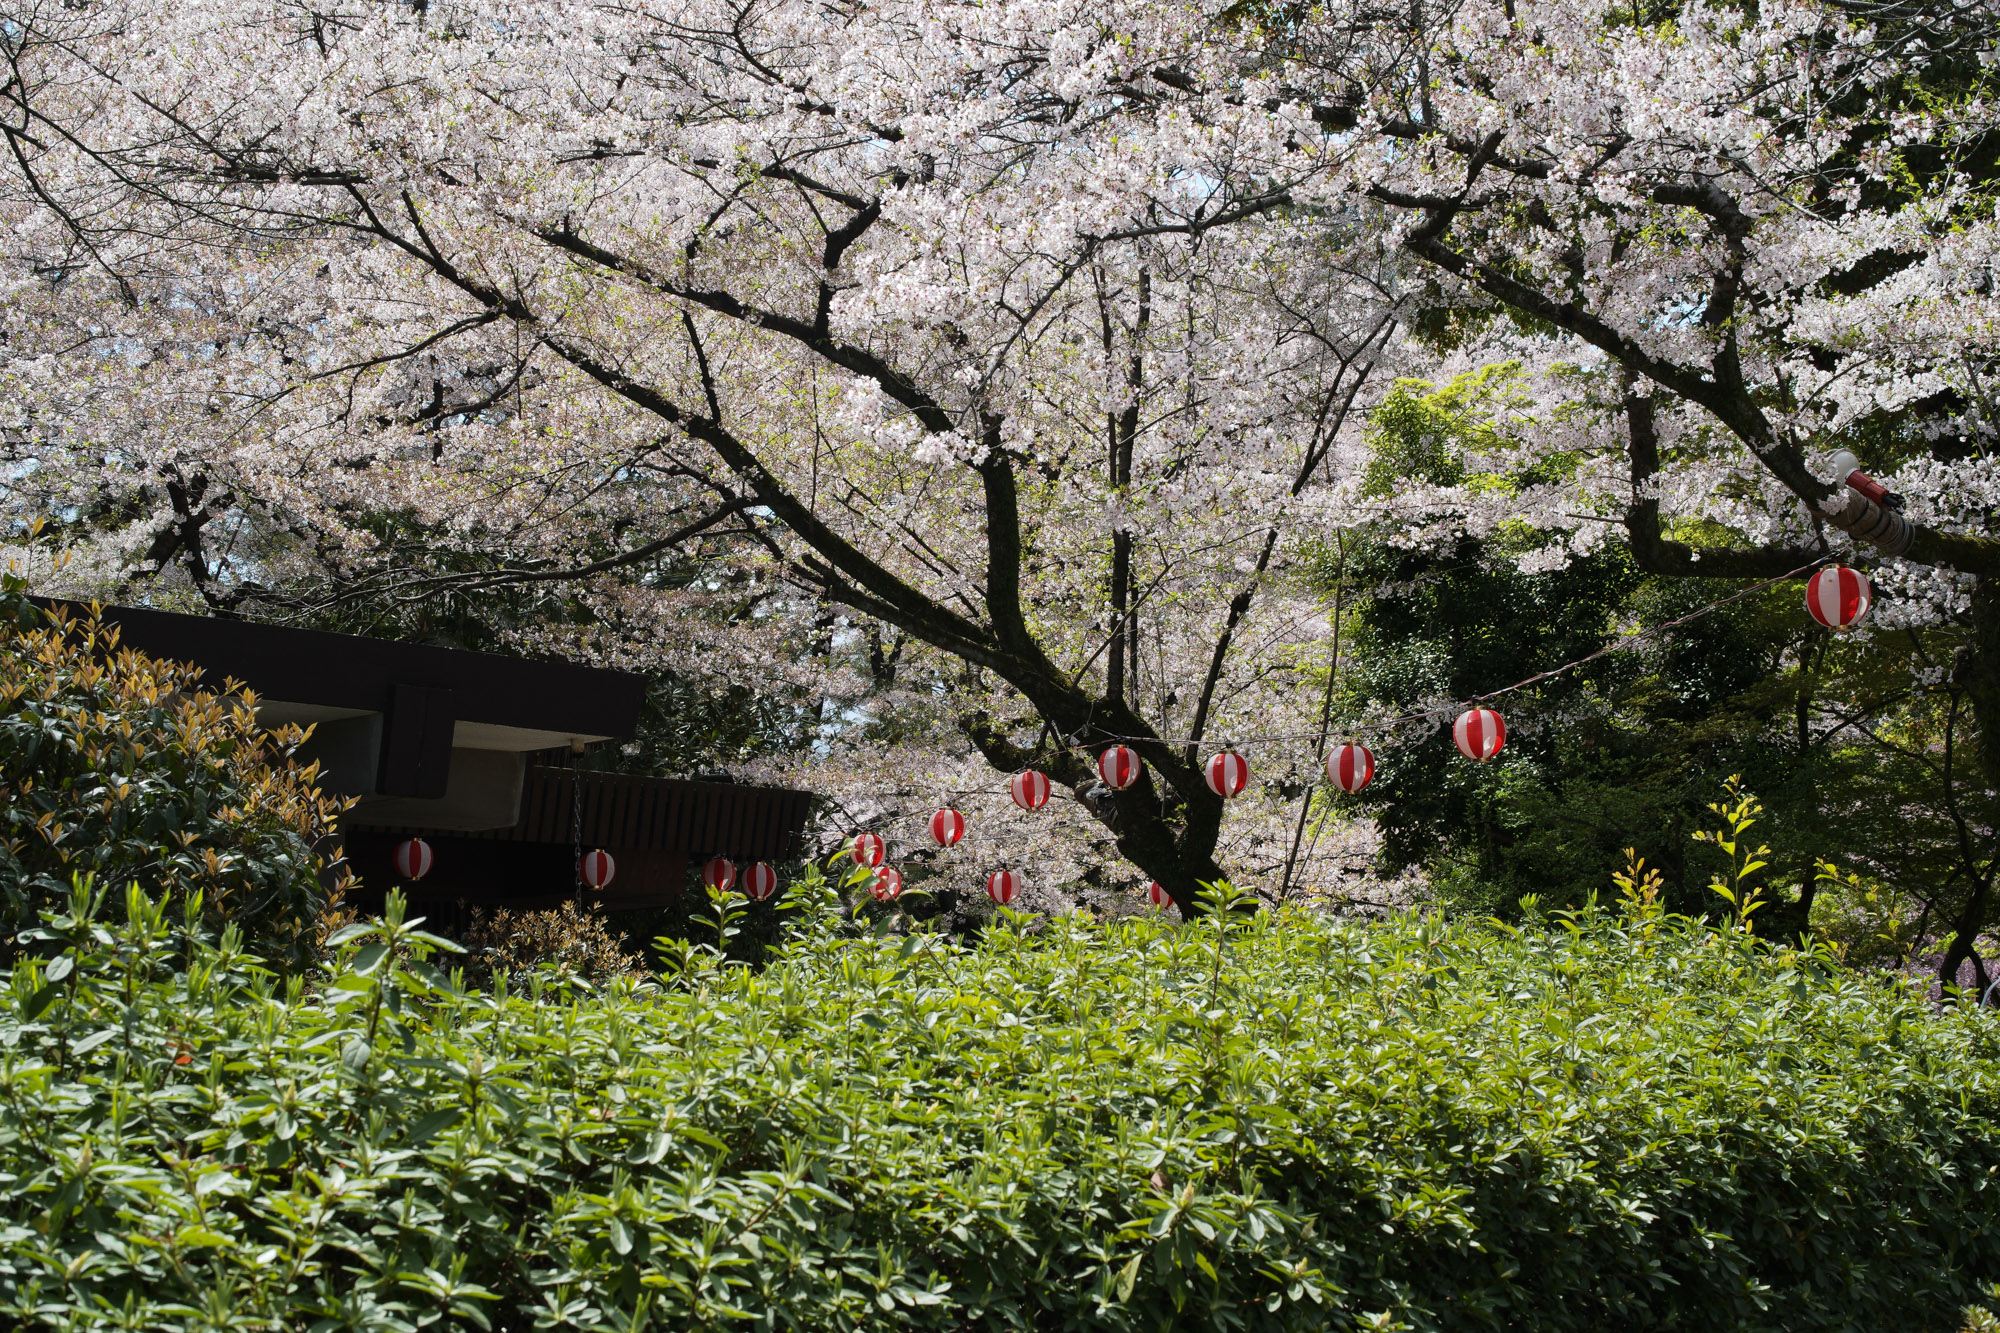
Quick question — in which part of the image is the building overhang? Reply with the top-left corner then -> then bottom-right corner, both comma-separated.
68,602 -> 644,747
47,601 -> 648,829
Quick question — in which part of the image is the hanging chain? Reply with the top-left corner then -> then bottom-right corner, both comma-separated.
570,750 -> 585,910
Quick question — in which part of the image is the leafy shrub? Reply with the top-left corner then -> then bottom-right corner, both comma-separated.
4,881 -> 1998,1331
630,858 -> 963,970
459,901 -> 644,988
0,588 -> 346,969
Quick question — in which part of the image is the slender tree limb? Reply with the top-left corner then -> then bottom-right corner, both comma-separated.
1386,176 -> 2000,575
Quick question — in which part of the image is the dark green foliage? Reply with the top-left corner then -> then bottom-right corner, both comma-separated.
0,585 -> 344,970
5,880 -> 1998,1331
1335,372 -> 1996,946
1347,532 -> 1642,910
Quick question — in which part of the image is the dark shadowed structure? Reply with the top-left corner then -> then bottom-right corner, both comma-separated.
55,602 -> 812,909
343,766 -> 813,913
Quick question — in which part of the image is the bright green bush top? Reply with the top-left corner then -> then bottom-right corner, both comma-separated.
4,883 -> 1998,1331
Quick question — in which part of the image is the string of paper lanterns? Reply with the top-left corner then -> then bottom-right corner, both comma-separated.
392,560 -> 1867,905
757,525 -> 1867,911
831,562 -> 1872,905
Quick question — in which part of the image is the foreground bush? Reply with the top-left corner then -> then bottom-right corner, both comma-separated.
4,884 -> 1998,1332
0,586 -> 344,969
459,901 -> 645,989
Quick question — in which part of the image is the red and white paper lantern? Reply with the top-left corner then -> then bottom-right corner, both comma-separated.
1805,565 -> 1873,630
986,869 -> 1022,905
578,849 -> 616,890
870,867 -> 904,902
1204,750 -> 1249,798
744,862 -> 780,901
1453,709 -> 1506,763
1009,770 -> 1051,811
851,832 -> 886,868
1326,743 -> 1375,794
929,808 -> 966,848
1096,745 -> 1141,790
392,838 -> 433,881
701,856 -> 737,890
1146,881 -> 1173,909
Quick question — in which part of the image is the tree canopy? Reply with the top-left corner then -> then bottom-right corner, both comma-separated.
2,0 -> 1996,941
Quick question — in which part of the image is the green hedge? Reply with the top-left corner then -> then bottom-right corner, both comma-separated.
4,881 -> 1998,1331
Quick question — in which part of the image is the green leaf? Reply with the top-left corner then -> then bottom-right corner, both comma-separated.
407,960 -> 455,994
23,983 -> 61,1019
69,1029 -> 116,1056
174,1226 -> 233,1250
408,1108 -> 463,1144
1115,1253 -> 1142,1303
193,1170 -> 236,1197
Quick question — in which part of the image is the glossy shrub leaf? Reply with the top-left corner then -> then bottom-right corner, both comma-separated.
1,889 -> 1996,1331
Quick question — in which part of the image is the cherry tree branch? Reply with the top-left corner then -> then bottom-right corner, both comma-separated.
1622,386 -> 1827,579
1364,118 -> 2000,576
304,500 -> 754,605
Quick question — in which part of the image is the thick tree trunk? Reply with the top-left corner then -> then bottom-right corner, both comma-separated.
1757,868 -> 1818,948
1938,577 -> 2000,1002
1964,578 -> 2000,791
964,691 -> 1228,916
1938,908 -> 1993,1004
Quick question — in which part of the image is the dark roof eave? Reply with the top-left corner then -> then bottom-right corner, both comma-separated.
40,600 -> 647,742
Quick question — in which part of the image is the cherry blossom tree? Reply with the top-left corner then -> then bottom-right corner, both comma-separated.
1255,0 -> 2000,976
0,0 -> 1404,911
1266,0 -> 2000,731
9,0 -> 1995,924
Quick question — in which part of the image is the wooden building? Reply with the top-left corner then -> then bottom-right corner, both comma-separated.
342,766 -> 812,912
74,603 -> 812,909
